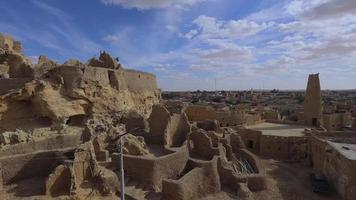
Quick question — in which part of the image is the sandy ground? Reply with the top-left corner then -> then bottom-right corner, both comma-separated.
252,158 -> 341,200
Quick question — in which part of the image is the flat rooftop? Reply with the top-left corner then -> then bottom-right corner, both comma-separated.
328,141 -> 356,161
247,122 -> 308,137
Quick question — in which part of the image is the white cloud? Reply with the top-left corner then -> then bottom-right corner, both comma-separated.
99,0 -> 356,90
101,0 -> 204,10
191,15 -> 271,40
165,25 -> 176,32
302,0 -> 356,20
199,47 -> 252,62
183,29 -> 198,39
27,1 -> 102,58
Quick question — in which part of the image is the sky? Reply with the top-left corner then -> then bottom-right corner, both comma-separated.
1,0 -> 356,91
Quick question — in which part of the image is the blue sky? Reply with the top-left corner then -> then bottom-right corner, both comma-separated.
1,0 -> 356,91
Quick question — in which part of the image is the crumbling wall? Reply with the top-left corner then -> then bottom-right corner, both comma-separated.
188,129 -> 219,160
165,112 -> 191,147
113,146 -> 189,191
0,33 -> 22,53
185,105 -> 247,126
147,105 -> 171,144
46,164 -> 71,197
0,148 -> 74,184
122,69 -> 158,93
82,66 -> 110,86
0,78 -> 31,95
121,111 -> 148,132
237,129 -> 262,154
0,133 -> 82,157
162,157 -> 221,200
196,120 -> 223,133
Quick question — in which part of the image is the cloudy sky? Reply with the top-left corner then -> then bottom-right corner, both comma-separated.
1,0 -> 356,91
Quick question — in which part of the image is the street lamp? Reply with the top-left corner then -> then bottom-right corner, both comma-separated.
115,132 -> 129,200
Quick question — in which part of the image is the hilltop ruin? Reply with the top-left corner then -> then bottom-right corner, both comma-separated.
0,34 -> 268,200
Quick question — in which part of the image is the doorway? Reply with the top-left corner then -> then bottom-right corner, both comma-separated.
312,118 -> 317,126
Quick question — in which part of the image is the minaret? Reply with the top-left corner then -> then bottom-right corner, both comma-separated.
303,73 -> 323,126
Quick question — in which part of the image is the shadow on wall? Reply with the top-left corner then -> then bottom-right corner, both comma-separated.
1,149 -> 74,185
6,176 -> 47,197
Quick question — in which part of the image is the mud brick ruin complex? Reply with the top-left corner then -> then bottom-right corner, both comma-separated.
0,33 -> 268,200
1,33 -> 356,200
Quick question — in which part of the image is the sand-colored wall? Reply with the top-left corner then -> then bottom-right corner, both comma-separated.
260,135 -> 308,160
0,133 -> 82,157
162,157 -> 221,200
0,148 -> 74,184
0,78 -> 31,95
147,105 -> 191,147
56,66 -> 158,94
0,33 -> 21,53
0,133 -> 81,184
82,66 -> 110,86
238,128 -> 308,161
323,113 -> 352,131
121,69 -> 158,93
185,105 -> 245,126
264,111 -> 281,120
113,147 -> 189,191
147,105 -> 171,145
309,137 -> 356,200
237,129 -> 262,154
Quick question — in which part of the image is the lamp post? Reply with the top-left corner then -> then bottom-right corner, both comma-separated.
116,132 -> 129,200
120,136 -> 125,200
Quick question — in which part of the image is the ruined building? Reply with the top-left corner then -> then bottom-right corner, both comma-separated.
302,73 -> 323,126
0,33 -> 267,200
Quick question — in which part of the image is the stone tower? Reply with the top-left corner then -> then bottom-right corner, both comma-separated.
303,73 -> 322,126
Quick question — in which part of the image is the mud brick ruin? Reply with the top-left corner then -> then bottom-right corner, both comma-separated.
0,33 -> 269,200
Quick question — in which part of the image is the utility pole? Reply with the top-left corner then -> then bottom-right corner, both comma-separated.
115,132 -> 129,200
119,136 -> 125,200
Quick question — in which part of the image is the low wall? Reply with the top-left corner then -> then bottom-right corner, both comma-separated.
0,133 -> 82,157
237,149 -> 266,191
162,157 -> 221,200
312,131 -> 356,138
236,129 -> 262,154
0,148 -> 75,184
0,78 -> 31,95
265,119 -> 304,125
260,135 -> 308,161
112,146 -> 189,190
